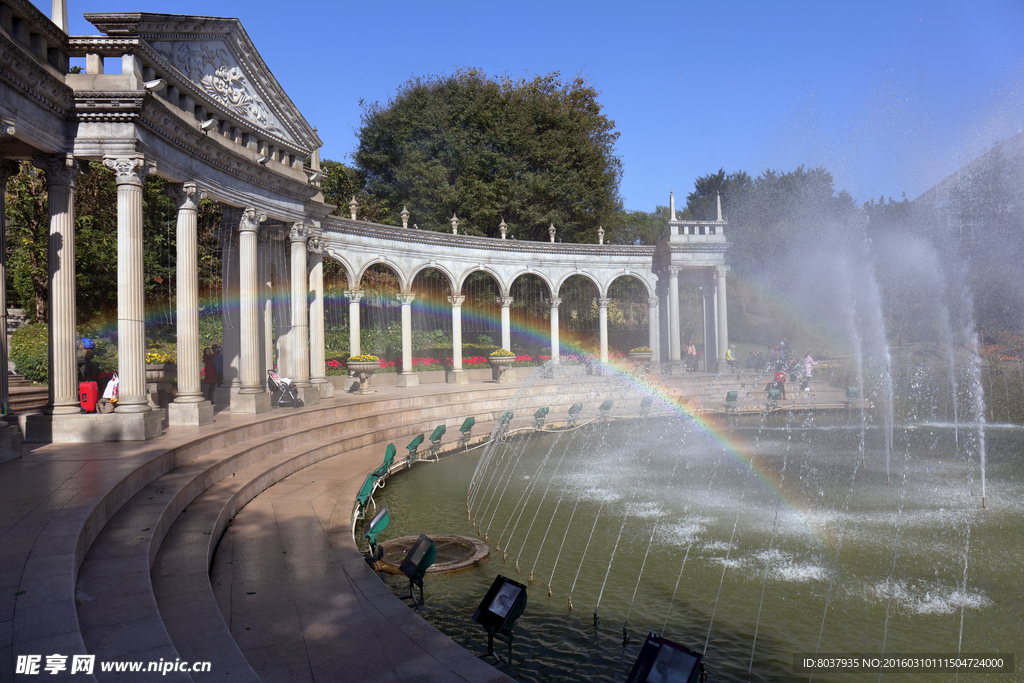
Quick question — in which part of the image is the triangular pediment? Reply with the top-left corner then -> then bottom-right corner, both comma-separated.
85,12 -> 318,153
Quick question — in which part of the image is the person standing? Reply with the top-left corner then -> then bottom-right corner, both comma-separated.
202,347 -> 218,402
726,344 -> 737,370
801,351 -> 818,391
211,344 -> 223,384
772,368 -> 787,399
685,341 -> 697,372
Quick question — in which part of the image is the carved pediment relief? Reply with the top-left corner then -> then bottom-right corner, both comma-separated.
84,13 -> 317,152
172,43 -> 282,135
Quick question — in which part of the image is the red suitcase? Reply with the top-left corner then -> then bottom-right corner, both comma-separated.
79,381 -> 99,413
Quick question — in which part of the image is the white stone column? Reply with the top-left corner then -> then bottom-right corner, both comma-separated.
716,266 -> 729,366
598,297 -> 610,363
647,297 -> 660,363
259,228 -> 273,385
307,232 -> 332,397
448,294 -> 467,384
499,296 -> 513,351
396,292 -> 418,387
231,208 -> 271,413
549,297 -> 561,363
0,156 -> 22,460
35,154 -> 80,415
104,155 -> 150,414
288,224 -> 312,391
168,182 -> 213,426
216,209 -> 241,406
271,235 -> 293,377
0,158 -> 15,416
668,266 -> 681,362
345,290 -> 363,356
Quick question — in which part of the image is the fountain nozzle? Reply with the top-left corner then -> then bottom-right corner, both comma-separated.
568,596 -> 573,609
547,584 -> 552,597
622,626 -> 629,645
594,612 -> 600,628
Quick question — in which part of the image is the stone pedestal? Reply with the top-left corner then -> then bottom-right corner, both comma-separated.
446,369 -> 469,384
23,410 -> 164,443
0,423 -> 22,462
167,400 -> 214,427
229,391 -> 272,414
312,380 -> 334,398
396,372 -> 420,388
296,385 -> 320,406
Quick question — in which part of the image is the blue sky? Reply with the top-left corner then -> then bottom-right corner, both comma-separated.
65,0 -> 1024,211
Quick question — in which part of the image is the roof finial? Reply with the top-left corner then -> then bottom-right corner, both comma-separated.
311,126 -> 321,171
669,190 -> 677,221
716,191 -> 723,222
51,0 -> 68,33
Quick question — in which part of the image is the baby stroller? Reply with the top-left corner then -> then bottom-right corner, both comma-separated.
267,370 -> 302,408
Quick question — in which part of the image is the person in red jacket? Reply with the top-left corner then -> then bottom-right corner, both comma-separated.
770,369 -> 787,399
202,347 -> 218,402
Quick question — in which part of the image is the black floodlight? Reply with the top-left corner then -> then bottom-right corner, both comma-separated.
399,533 -> 436,606
363,503 -> 389,560
626,633 -> 703,683
473,575 -> 527,662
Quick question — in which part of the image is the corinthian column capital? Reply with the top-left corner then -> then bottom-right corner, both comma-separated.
102,155 -> 150,186
288,222 -> 309,243
239,207 -> 267,233
0,158 -> 18,184
306,229 -> 323,254
170,181 -> 205,212
33,153 -> 80,187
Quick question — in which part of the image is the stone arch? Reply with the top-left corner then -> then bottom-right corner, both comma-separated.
409,266 -> 455,347
557,273 -> 602,354
458,268 -> 503,349
554,270 -> 601,296
678,281 -> 707,370
408,262 -> 457,295
506,268 -> 556,299
322,251 -> 356,286
356,257 -> 408,292
508,272 -> 552,356
457,265 -> 507,296
606,274 -> 652,354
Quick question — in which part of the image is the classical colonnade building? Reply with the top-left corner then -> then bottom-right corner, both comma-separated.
0,1 -> 730,445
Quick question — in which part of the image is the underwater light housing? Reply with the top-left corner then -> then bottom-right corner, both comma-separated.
473,575 -> 527,662
399,533 -> 436,606
626,633 -> 703,683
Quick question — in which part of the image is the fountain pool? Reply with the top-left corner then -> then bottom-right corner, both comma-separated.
371,406 -> 1022,682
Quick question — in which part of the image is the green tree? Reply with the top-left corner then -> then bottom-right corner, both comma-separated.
354,69 -> 623,242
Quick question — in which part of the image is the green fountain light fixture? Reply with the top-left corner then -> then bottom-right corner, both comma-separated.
363,503 -> 389,561
473,574 -> 527,663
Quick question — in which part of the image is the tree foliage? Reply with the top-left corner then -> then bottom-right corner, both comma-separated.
4,161 -> 224,324
354,69 -> 623,242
